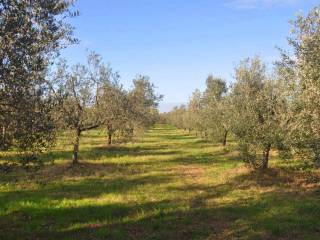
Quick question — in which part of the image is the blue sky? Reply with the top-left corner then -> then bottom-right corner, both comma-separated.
61,0 -> 319,112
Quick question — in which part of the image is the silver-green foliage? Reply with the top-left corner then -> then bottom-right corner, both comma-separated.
231,57 -> 287,169
53,52 -> 108,163
0,0 -> 76,157
278,6 -> 320,165
202,75 -> 231,145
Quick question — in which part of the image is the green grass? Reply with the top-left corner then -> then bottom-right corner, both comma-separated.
0,124 -> 320,239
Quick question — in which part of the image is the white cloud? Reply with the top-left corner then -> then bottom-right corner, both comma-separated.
225,0 -> 299,10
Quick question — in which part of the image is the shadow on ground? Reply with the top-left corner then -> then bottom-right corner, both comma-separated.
1,125 -> 320,240
1,177 -> 319,240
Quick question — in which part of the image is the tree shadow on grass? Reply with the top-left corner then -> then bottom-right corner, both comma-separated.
167,151 -> 241,166
158,134 -> 196,141
1,154 -> 320,240
2,183 -> 319,240
0,147 -> 185,185
0,172 -> 175,209
49,143 -> 183,161
83,145 -> 182,159
2,126 -> 319,239
0,145 -> 182,166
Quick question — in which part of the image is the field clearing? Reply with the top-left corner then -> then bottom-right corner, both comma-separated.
0,124 -> 319,240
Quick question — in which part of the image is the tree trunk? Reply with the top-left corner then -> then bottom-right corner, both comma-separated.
222,130 -> 228,147
108,132 -> 112,145
1,126 -> 5,145
107,122 -> 113,145
72,128 -> 81,165
262,144 -> 271,169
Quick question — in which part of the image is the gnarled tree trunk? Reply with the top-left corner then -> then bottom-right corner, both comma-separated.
262,144 -> 271,169
222,130 -> 228,146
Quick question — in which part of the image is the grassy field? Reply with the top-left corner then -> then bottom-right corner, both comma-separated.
0,124 -> 320,240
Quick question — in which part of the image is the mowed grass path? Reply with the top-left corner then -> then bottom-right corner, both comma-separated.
0,124 -> 319,239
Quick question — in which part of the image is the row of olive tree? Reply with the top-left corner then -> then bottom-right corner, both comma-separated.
52,54 -> 162,164
164,5 -> 320,169
0,1 -> 162,165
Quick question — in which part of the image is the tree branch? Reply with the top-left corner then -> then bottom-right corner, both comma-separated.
80,124 -> 99,132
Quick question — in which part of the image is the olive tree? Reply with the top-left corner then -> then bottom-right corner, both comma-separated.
231,57 -> 285,169
0,0 -> 77,156
187,89 -> 204,136
129,75 -> 163,133
165,105 -> 188,129
202,75 -> 232,146
53,52 -> 108,164
277,5 -> 320,166
99,79 -> 132,145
